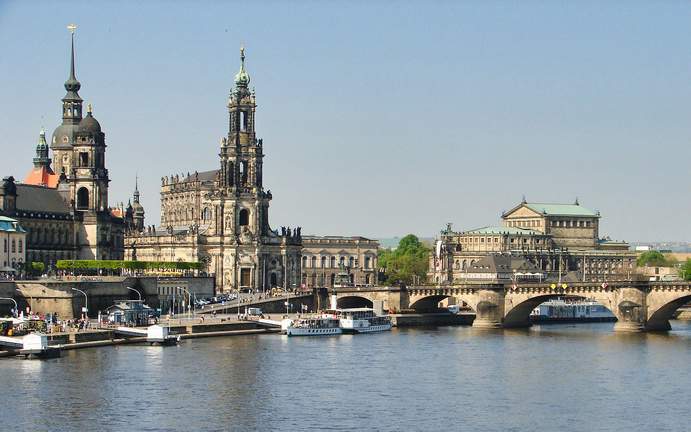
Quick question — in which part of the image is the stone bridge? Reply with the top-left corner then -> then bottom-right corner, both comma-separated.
333,281 -> 691,332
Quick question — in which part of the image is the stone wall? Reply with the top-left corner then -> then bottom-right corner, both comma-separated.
11,276 -> 214,319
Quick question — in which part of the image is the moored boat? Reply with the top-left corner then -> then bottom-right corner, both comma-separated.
334,308 -> 392,334
531,298 -> 616,322
285,316 -> 342,337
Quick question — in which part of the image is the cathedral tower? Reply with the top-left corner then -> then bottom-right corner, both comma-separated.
219,47 -> 270,238
51,25 -> 82,176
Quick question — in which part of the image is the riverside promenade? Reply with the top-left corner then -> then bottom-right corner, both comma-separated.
0,316 -> 280,358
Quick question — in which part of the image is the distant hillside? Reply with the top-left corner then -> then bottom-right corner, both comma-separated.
377,236 -> 435,249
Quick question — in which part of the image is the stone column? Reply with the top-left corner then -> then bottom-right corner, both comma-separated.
611,287 -> 647,332
472,287 -> 505,329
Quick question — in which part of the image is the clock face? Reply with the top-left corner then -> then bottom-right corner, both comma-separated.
62,136 -> 69,143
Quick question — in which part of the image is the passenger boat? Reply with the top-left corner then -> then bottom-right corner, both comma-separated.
531,298 -> 615,322
333,308 -> 392,334
284,316 -> 342,337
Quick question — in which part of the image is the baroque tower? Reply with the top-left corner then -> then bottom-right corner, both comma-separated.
218,47 -> 270,239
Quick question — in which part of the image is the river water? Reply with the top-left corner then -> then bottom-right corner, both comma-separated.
2,321 -> 691,432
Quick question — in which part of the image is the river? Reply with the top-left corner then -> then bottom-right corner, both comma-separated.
2,321 -> 691,431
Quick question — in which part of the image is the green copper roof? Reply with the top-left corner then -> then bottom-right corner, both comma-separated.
524,203 -> 599,217
234,46 -> 250,87
0,216 -> 27,233
463,226 -> 541,236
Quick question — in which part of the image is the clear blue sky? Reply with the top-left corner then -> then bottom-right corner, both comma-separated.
1,1 -> 689,242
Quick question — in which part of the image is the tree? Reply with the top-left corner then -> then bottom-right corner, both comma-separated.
637,251 -> 672,267
378,234 -> 430,285
680,259 -> 691,281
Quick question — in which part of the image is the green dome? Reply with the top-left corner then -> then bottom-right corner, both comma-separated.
234,46 -> 250,87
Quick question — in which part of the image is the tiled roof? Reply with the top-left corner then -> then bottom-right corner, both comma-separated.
524,203 -> 599,217
183,170 -> 219,183
15,184 -> 70,214
24,167 -> 59,188
463,226 -> 541,236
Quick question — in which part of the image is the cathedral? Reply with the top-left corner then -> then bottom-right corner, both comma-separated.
124,48 -> 304,292
0,28 -> 125,267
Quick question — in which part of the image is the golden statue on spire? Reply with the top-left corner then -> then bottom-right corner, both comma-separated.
67,23 -> 77,34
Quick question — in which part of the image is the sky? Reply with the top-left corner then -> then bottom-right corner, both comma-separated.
0,1 -> 689,242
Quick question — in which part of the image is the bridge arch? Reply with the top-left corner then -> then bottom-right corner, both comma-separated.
503,293 -> 616,329
409,295 -> 449,313
646,292 -> 691,331
409,293 -> 477,313
336,295 -> 373,309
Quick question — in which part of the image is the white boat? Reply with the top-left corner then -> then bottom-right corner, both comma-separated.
333,308 -> 392,334
284,316 -> 342,337
531,298 -> 615,321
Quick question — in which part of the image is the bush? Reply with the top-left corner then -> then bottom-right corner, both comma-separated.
25,261 -> 45,274
55,260 -> 203,271
681,259 -> 691,281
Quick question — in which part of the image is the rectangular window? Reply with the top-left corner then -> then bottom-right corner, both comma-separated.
2,239 -> 6,252
18,240 -> 22,253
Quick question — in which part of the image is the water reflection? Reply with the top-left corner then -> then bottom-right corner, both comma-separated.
2,322 -> 690,432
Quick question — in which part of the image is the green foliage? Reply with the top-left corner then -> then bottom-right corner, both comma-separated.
55,260 -> 203,271
25,261 -> 45,274
636,251 -> 674,267
681,259 -> 691,281
378,234 -> 430,285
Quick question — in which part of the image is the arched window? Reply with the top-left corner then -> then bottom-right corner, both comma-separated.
365,256 -> 371,269
311,256 -> 316,268
240,161 -> 248,185
349,257 -> 354,268
202,207 -> 211,222
302,256 -> 308,268
77,187 -> 89,209
321,256 -> 326,268
239,209 -> 249,226
330,256 -> 336,268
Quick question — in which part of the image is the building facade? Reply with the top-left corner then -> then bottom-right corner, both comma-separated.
429,200 -> 636,284
125,48 -> 303,292
0,216 -> 27,271
124,48 -> 380,292
301,236 -> 379,288
0,30 -> 124,269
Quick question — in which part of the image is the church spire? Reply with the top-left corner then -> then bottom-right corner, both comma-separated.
64,24 -> 82,101
133,175 -> 140,203
233,45 -> 251,96
61,24 -> 83,125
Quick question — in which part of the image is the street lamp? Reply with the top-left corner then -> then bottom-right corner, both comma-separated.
71,287 -> 88,320
126,286 -> 142,301
0,297 -> 18,317
176,286 -> 193,320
